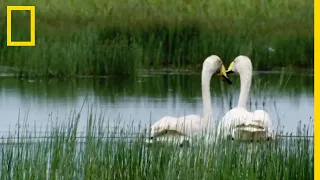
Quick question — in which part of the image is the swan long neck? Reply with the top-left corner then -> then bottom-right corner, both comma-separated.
237,69 -> 252,109
201,69 -> 213,122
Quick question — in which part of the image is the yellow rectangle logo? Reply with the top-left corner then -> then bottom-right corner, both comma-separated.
7,6 -> 36,46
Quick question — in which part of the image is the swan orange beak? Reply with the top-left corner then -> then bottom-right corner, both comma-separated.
220,65 -> 232,84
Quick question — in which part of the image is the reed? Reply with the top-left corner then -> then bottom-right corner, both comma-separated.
0,108 -> 313,179
0,0 -> 314,77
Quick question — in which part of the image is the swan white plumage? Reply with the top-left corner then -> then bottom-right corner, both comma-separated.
217,55 -> 274,141
145,55 -> 232,146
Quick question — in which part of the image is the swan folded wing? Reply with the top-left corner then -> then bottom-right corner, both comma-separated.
236,114 -> 267,131
235,123 -> 265,132
221,108 -> 251,126
252,110 -> 272,126
233,110 -> 274,139
150,116 -> 178,135
218,108 -> 254,138
235,113 -> 268,132
252,110 -> 274,137
150,115 -> 202,137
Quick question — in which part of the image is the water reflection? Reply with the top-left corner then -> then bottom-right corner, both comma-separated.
0,71 -> 314,137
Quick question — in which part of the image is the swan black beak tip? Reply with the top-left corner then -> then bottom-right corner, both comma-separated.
222,75 -> 232,85
226,70 -> 234,75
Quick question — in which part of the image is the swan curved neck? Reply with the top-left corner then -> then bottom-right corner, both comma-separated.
238,70 -> 252,109
201,69 -> 213,122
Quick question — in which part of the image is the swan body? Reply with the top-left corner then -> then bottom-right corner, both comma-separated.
145,55 -> 232,146
217,55 -> 274,141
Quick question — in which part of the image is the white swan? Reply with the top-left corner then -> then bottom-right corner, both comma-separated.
145,55 -> 232,146
217,55 -> 274,141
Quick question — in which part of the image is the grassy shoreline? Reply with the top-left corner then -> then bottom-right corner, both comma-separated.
0,0 -> 314,77
0,108 -> 314,179
0,117 -> 314,179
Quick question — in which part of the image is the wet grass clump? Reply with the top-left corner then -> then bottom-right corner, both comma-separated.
0,0 -> 314,77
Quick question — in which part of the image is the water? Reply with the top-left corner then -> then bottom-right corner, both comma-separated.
0,71 -> 314,138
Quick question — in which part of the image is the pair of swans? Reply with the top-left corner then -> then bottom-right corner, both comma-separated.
145,55 -> 274,146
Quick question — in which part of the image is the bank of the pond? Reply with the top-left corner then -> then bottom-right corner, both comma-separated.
0,0 -> 314,77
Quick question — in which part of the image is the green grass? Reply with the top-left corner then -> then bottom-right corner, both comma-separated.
0,108 -> 313,179
0,0 -> 314,77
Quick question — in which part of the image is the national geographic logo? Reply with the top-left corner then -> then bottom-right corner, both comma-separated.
7,6 -> 35,46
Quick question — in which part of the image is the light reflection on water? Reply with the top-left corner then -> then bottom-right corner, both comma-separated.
0,72 -> 314,138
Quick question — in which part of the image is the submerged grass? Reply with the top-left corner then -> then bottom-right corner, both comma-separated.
0,0 -> 314,77
0,108 -> 314,179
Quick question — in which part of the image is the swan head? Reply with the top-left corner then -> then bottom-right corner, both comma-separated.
203,55 -> 232,84
226,55 -> 253,75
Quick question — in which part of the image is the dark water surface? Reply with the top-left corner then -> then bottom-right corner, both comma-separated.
0,71 -> 313,137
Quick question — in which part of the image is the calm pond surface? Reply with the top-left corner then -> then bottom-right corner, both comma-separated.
0,71 -> 314,137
